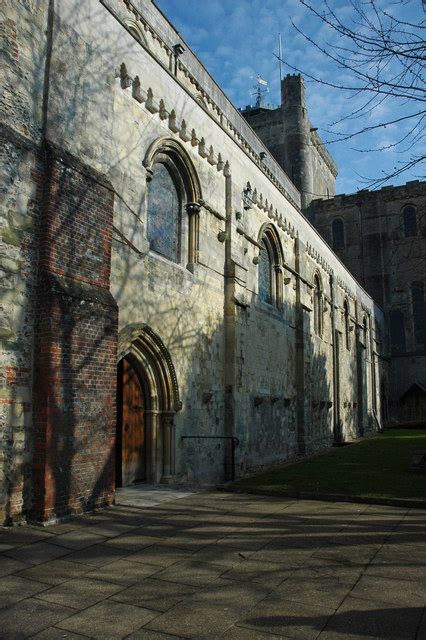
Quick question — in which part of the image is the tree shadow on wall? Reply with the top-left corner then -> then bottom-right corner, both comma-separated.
4,0 -> 371,523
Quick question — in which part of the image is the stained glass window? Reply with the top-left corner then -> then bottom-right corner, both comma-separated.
147,163 -> 180,262
259,239 -> 273,305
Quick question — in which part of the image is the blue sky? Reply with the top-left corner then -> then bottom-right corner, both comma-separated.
155,0 -> 425,195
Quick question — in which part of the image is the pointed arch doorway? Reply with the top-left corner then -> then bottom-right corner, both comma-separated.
116,355 -> 147,486
116,325 -> 181,486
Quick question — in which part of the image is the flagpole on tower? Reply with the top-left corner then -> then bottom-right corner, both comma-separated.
279,33 -> 283,83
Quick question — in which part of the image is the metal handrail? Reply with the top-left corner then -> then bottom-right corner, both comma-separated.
181,435 -> 240,481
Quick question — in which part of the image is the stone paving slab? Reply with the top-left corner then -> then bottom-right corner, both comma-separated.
0,488 -> 424,639
56,600 -> 160,639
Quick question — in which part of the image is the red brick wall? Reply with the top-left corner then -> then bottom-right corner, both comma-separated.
30,147 -> 118,522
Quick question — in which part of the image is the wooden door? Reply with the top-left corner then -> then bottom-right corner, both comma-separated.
117,356 -> 146,486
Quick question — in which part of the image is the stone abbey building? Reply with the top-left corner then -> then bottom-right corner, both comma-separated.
242,80 -> 426,427
2,0 -> 413,525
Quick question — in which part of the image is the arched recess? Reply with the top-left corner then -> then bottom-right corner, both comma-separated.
257,223 -> 285,308
117,324 -> 181,484
124,19 -> 149,48
143,138 -> 203,269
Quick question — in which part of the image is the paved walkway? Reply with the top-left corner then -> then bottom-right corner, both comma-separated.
0,488 -> 425,639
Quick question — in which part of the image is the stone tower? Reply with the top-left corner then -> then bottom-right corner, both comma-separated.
242,74 -> 338,215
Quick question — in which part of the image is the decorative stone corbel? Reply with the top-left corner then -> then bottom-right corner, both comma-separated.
119,62 -> 132,89
132,76 -> 146,103
207,146 -> 216,165
180,119 -> 191,142
159,99 -> 168,120
145,88 -> 159,113
191,129 -> 199,147
223,161 -> 231,177
198,137 -> 209,158
168,109 -> 180,133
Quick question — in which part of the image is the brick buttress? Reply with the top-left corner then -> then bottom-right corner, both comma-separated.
30,144 -> 118,522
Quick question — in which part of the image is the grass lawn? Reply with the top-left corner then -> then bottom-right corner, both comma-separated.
232,429 -> 426,501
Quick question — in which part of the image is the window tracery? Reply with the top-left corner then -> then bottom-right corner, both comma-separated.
257,225 -> 284,308
144,139 -> 201,270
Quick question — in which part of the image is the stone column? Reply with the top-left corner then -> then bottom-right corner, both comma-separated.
161,413 -> 175,484
186,202 -> 201,269
274,264 -> 284,309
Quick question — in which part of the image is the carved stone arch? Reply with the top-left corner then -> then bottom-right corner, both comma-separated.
124,19 -> 149,48
257,223 -> 284,308
118,324 -> 181,411
313,268 -> 323,290
257,222 -> 284,265
143,137 -> 202,203
143,137 -> 202,268
117,324 -> 181,483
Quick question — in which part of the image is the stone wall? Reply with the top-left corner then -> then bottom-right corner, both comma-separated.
1,0 -> 49,523
1,0 -> 385,523
311,181 -> 426,423
242,75 -> 338,214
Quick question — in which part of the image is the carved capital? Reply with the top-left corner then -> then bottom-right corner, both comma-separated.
186,202 -> 201,215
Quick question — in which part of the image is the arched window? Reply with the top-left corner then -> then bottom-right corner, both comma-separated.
144,139 -> 201,270
257,225 -> 284,308
344,299 -> 350,349
259,238 -> 273,305
389,309 -> 406,353
147,163 -> 181,262
313,273 -> 323,336
412,281 -> 425,345
402,205 -> 417,237
332,218 -> 345,249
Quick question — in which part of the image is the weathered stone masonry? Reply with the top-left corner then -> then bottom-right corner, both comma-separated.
1,0 -> 385,524
30,146 -> 118,522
